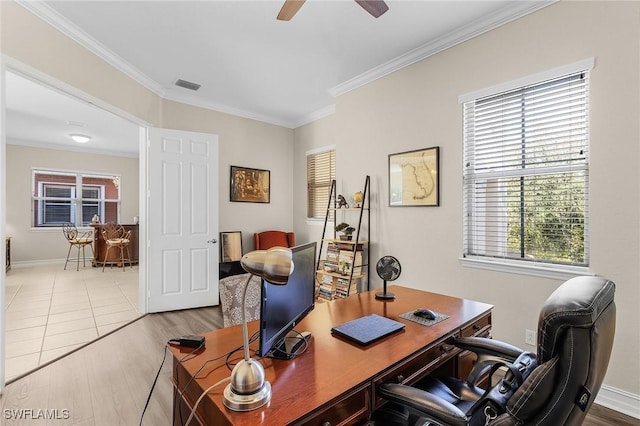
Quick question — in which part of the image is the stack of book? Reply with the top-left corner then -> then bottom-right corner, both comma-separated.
316,241 -> 366,301
316,271 -> 335,301
335,277 -> 358,298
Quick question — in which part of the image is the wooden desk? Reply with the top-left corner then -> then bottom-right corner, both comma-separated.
90,224 -> 139,266
170,285 -> 492,426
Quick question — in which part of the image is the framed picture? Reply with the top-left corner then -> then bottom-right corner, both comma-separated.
230,166 -> 270,203
389,146 -> 440,207
220,231 -> 243,262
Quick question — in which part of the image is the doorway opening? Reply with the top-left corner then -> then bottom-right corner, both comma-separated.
3,67 -> 144,382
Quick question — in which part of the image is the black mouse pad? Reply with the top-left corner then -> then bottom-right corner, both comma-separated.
400,310 -> 449,327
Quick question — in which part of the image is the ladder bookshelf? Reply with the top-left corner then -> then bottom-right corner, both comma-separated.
315,175 -> 370,302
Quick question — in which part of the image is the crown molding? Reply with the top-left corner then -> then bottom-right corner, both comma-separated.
293,104 -> 336,128
162,90 -> 297,129
330,0 -> 556,98
17,0 -> 165,97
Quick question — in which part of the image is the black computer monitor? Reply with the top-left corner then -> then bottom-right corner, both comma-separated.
258,241 -> 317,359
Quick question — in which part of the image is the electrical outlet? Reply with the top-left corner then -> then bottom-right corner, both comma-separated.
525,329 -> 537,346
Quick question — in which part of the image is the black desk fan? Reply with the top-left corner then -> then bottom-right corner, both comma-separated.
375,256 -> 401,300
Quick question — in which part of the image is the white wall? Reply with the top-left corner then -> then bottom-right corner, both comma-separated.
5,144 -> 139,263
295,0 -> 640,409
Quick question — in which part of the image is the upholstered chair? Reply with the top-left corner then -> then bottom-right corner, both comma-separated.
253,230 -> 295,250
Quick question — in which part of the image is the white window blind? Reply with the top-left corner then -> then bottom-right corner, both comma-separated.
463,70 -> 589,267
307,149 -> 335,219
33,170 -> 120,227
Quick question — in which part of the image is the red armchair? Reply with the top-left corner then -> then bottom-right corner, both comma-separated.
253,230 -> 296,250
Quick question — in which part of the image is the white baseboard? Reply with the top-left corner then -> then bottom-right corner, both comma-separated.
595,384 -> 640,419
11,259 -> 65,268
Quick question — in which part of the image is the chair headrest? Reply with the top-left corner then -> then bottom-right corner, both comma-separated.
538,276 -> 615,362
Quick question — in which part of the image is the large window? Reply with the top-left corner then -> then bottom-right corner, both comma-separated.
33,170 -> 121,227
462,67 -> 590,271
307,148 -> 336,220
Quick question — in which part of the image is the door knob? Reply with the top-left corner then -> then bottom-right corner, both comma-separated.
207,239 -> 217,244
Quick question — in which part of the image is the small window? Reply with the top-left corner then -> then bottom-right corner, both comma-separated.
462,69 -> 589,269
307,148 -> 336,220
33,170 -> 121,227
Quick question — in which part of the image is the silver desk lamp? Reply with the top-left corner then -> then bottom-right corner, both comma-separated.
223,246 -> 294,411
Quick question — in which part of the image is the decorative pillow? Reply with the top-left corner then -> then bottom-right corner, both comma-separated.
219,273 -> 262,328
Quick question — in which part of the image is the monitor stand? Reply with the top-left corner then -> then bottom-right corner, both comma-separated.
269,330 -> 311,360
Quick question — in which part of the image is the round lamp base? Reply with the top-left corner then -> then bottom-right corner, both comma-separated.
223,381 -> 271,411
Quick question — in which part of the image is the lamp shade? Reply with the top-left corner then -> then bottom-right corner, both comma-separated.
240,247 -> 294,284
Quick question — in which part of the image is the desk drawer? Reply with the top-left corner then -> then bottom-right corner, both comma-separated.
296,384 -> 370,426
373,340 -> 457,408
461,313 -> 491,337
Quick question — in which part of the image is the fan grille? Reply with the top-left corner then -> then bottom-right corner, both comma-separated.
376,256 -> 401,281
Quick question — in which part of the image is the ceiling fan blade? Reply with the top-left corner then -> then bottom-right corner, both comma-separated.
355,0 -> 389,18
277,0 -> 306,21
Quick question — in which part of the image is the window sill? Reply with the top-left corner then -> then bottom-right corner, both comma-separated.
30,226 -> 93,232
305,218 -> 327,226
459,256 -> 593,281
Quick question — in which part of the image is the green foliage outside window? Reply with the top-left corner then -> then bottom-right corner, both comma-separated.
506,173 -> 585,265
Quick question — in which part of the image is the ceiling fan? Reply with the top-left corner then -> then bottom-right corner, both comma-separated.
277,0 -> 389,21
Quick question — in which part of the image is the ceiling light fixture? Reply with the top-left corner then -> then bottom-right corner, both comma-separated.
70,134 -> 91,143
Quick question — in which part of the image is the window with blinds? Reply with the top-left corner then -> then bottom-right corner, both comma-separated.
463,70 -> 589,267
33,170 -> 121,227
307,148 -> 335,220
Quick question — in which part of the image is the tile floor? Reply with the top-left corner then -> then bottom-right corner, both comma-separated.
4,262 -> 140,381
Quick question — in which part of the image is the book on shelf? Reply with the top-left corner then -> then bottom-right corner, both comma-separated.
338,250 -> 362,265
317,287 -> 333,301
326,244 -> 340,262
315,271 -> 360,300
335,277 -> 358,298
328,241 -> 365,251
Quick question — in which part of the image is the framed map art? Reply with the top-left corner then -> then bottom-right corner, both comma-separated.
388,147 -> 440,207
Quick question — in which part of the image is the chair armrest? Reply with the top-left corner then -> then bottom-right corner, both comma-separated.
453,336 -> 524,359
452,336 -> 526,387
378,383 -> 468,426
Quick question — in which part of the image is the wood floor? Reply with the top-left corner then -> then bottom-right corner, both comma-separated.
0,306 -> 635,425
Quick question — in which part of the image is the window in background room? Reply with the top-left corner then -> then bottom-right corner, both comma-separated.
307,147 -> 336,220
462,67 -> 590,270
32,170 -> 121,227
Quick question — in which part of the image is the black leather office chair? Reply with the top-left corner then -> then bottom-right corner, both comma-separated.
371,276 -> 616,426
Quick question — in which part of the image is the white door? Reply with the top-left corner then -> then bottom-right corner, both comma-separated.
146,128 -> 219,312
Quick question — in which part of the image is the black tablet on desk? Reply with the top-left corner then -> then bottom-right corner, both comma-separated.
331,314 -> 405,346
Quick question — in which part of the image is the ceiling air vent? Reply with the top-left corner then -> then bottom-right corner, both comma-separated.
175,79 -> 201,91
